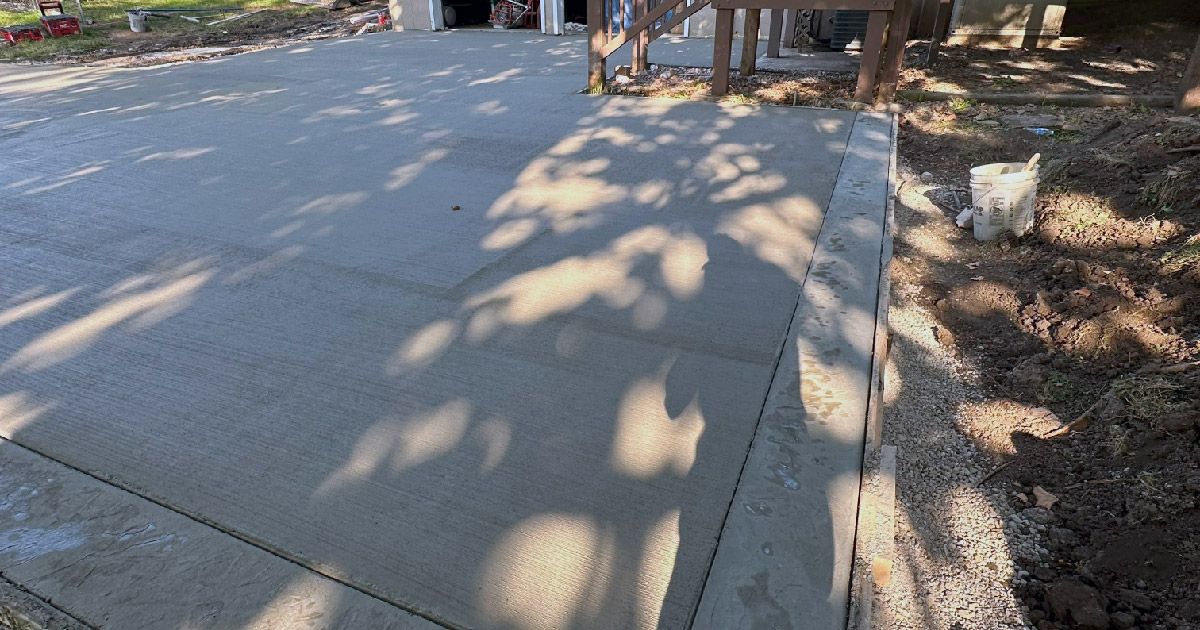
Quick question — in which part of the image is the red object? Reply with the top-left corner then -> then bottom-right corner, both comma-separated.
377,12 -> 389,25
1,25 -> 44,44
41,14 -> 80,37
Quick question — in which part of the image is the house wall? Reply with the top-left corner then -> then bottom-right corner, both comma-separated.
687,7 -> 772,38
947,0 -> 1067,46
389,0 -> 443,31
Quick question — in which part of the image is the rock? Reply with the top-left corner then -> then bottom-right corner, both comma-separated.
933,325 -> 957,348
1035,290 -> 1054,315
977,119 -> 1001,127
1045,579 -> 1109,629
1001,113 -> 1065,129
1110,611 -> 1136,629
613,74 -> 634,85
920,171 -> 935,183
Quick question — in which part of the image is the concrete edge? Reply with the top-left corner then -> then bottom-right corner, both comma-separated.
689,111 -> 895,630
845,110 -> 900,630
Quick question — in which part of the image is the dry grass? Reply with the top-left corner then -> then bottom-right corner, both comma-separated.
606,66 -> 856,109
1110,374 -> 1189,421
1160,233 -> 1200,274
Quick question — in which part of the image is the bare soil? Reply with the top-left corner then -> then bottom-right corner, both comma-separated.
901,30 -> 1197,95
898,100 -> 1200,629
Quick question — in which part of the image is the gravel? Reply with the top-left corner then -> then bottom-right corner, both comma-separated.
873,171 -> 1034,630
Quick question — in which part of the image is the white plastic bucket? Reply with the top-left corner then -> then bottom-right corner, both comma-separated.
127,10 -> 148,32
970,162 -> 1039,241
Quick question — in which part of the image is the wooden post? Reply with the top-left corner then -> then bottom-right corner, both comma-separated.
587,0 -> 606,91
853,10 -> 888,103
739,8 -> 761,76
1177,32 -> 1200,113
766,9 -> 784,58
783,8 -> 798,48
711,8 -> 735,95
925,0 -> 951,68
632,0 -> 649,73
876,0 -> 912,103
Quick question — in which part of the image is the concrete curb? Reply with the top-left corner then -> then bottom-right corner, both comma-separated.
692,111 -> 896,630
846,113 -> 900,630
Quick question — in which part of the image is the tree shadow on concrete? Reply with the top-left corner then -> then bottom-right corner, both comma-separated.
0,30 -> 887,630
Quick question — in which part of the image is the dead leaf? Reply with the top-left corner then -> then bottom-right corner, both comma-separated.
965,262 -> 981,269
1044,415 -> 1089,438
1032,485 -> 1058,510
970,275 -> 985,281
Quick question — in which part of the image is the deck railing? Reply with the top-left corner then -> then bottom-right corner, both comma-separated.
587,0 -> 912,104
587,0 -> 712,90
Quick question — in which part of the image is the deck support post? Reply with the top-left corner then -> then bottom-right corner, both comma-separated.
712,8 -> 735,95
587,0 -> 606,90
739,8 -> 761,76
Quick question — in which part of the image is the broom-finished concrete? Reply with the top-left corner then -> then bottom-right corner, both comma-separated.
0,31 -> 889,629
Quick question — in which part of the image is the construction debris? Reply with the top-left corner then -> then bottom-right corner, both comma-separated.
290,0 -> 360,9
207,9 -> 264,26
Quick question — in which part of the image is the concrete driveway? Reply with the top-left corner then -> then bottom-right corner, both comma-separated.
0,32 -> 892,630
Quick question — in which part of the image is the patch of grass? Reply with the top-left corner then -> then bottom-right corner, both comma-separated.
1037,369 -> 1076,404
948,96 -> 975,113
1,0 -> 302,61
1070,212 -> 1105,232
1105,424 -> 1132,456
0,30 -> 107,60
1110,374 -> 1188,421
4,0 -> 294,26
991,76 -> 1019,89
721,93 -> 758,105
1139,166 -> 1191,212
1087,147 -> 1134,168
1160,233 -> 1200,274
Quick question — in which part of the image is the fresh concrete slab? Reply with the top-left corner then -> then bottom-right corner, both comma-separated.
0,31 -> 889,629
0,440 -> 440,629
693,113 -> 894,630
